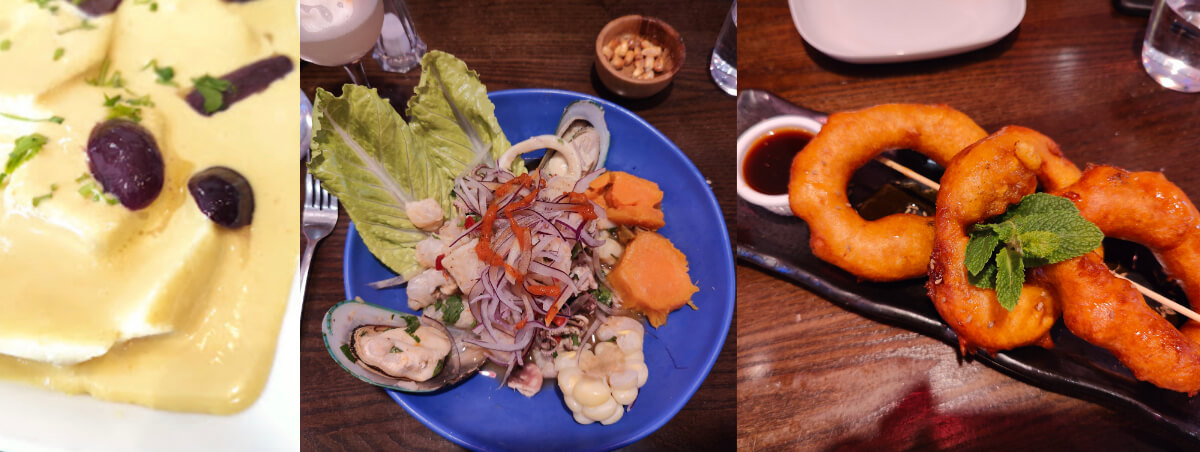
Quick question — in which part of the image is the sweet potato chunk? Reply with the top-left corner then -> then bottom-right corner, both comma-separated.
587,171 -> 665,230
607,230 -> 698,327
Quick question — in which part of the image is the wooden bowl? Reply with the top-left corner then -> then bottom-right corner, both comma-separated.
595,15 -> 685,99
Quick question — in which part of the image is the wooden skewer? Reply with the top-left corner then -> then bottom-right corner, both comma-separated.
875,156 -> 1200,323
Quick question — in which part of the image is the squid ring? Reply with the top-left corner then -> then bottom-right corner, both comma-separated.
926,126 -> 1082,353
789,104 -> 986,281
1039,165 -> 1200,394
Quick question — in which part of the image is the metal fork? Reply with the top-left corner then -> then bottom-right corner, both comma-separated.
301,172 -> 339,294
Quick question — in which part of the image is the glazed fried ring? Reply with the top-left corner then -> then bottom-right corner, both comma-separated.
789,104 -> 987,281
1038,165 -> 1200,394
927,126 -> 1082,353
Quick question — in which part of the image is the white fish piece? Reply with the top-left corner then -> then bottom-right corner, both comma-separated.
405,198 -> 445,231
406,268 -> 451,311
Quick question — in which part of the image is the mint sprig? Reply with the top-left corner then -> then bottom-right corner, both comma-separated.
965,193 -> 1104,310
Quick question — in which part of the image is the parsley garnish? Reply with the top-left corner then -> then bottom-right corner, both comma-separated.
0,112 -> 64,124
0,133 -> 49,188
389,346 -> 403,354
52,47 -> 64,61
103,93 -> 154,123
32,183 -> 57,207
402,315 -> 421,343
0,40 -> 11,51
340,344 -> 357,363
191,75 -> 233,113
570,333 -> 580,347
965,193 -> 1104,310
76,174 -> 119,205
87,58 -> 124,88
142,59 -> 176,86
57,19 -> 96,35
133,0 -> 157,11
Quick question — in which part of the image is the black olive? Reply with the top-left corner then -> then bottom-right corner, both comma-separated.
186,55 -> 294,116
75,0 -> 122,16
86,119 -> 165,211
188,166 -> 254,228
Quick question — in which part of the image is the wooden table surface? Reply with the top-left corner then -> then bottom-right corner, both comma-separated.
300,1 -> 736,450
738,0 -> 1200,450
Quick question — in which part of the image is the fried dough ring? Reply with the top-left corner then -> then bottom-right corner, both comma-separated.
927,126 -> 1082,353
789,104 -> 987,281
1038,165 -> 1200,394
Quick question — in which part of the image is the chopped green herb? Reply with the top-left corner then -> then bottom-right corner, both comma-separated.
389,346 -> 403,354
0,40 -> 10,51
965,193 -> 1104,310
57,19 -> 96,35
551,351 -> 558,358
0,112 -> 63,124
570,333 -> 580,347
52,47 -> 64,61
191,75 -> 233,113
402,315 -> 421,343
340,344 -> 357,363
440,295 -> 464,325
571,243 -> 582,259
133,0 -> 157,11
32,184 -> 56,207
0,133 -> 49,188
591,286 -> 613,306
141,59 -> 176,86
77,180 -> 119,205
103,93 -> 154,123
87,58 -> 124,88
74,172 -> 89,183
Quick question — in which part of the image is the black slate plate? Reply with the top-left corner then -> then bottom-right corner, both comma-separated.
735,90 -> 1200,445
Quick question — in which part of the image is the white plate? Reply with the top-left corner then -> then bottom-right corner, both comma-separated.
0,273 -> 301,452
788,0 -> 1026,63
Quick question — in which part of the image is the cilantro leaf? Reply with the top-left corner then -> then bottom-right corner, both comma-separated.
402,315 -> 421,343
440,295 -> 464,325
191,75 -> 233,114
994,247 -> 1024,310
0,112 -> 64,124
340,344 -> 357,363
0,40 -> 10,51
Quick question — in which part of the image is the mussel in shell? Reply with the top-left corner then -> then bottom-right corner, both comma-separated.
540,100 -> 610,179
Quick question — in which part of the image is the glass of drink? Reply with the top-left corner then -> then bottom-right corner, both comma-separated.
299,0 -> 386,87
372,0 -> 427,73
710,1 -> 737,96
1142,0 -> 1200,92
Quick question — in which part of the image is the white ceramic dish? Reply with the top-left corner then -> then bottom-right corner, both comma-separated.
787,0 -> 1026,63
0,274 -> 301,452
736,115 -> 822,216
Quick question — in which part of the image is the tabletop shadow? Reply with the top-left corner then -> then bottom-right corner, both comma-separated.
589,64 -> 672,111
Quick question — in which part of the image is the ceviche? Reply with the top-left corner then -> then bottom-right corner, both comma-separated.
310,51 -> 698,425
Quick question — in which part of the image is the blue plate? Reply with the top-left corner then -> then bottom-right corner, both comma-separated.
342,89 -> 734,452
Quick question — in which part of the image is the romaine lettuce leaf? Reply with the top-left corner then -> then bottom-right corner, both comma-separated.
308,51 -> 518,278
308,84 -> 429,278
408,51 -> 524,214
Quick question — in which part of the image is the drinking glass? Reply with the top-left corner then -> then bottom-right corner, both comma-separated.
710,1 -> 737,95
299,0 -> 386,87
1142,0 -> 1200,92
372,0 -> 427,73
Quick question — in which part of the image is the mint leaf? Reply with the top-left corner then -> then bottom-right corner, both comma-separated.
965,230 -> 1000,275
999,192 -> 1077,221
1018,230 -> 1060,259
1012,210 -> 1103,265
994,247 -> 1024,310
969,260 -> 998,289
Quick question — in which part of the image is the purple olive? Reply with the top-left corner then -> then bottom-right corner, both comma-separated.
75,0 -> 122,16
188,167 -> 254,228
86,119 -> 164,210
186,55 -> 294,116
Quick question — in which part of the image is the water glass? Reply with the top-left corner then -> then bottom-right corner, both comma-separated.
1142,0 -> 1200,92
372,0 -> 428,73
710,1 -> 737,96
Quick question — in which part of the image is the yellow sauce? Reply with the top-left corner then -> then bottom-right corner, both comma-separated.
0,0 -> 298,414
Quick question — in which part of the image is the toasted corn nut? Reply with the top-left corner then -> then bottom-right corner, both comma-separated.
611,56 -> 624,70
632,67 -> 643,78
